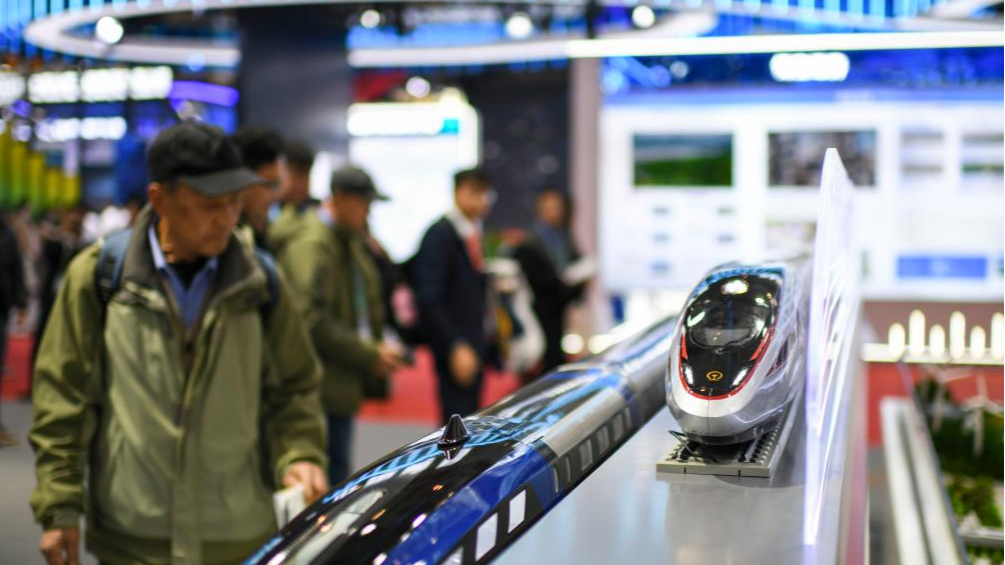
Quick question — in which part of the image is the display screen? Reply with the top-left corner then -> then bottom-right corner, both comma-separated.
769,131 -> 876,188
900,129 -> 943,189
960,132 -> 1004,190
633,134 -> 733,188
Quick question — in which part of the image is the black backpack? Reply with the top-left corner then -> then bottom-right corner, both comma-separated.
94,228 -> 279,323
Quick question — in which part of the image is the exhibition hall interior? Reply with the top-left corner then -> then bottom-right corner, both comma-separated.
0,0 -> 1001,562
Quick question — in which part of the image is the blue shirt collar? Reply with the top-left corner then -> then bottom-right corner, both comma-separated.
148,222 -> 220,329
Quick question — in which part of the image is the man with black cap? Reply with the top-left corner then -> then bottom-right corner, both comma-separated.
277,165 -> 405,487
29,121 -> 328,565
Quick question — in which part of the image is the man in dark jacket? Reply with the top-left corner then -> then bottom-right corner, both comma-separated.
413,168 -> 494,424
0,212 -> 28,446
514,189 -> 586,378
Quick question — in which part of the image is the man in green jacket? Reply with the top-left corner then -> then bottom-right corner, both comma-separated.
30,122 -> 328,565
276,166 -> 404,486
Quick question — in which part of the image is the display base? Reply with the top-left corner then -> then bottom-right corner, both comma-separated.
655,401 -> 798,478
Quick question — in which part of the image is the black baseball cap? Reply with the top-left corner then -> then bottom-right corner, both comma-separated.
147,121 -> 266,197
330,166 -> 389,202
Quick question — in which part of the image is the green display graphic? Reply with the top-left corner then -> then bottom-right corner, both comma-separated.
633,134 -> 733,188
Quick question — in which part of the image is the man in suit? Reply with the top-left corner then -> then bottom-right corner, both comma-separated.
414,168 -> 495,424
514,189 -> 586,378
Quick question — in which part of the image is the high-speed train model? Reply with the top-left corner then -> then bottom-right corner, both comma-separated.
245,316 -> 676,565
665,259 -> 810,445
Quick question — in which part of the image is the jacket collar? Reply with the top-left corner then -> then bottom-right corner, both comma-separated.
122,204 -> 263,303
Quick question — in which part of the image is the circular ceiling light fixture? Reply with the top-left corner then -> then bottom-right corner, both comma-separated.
631,5 -> 657,29
360,9 -> 382,29
95,16 -> 124,45
505,12 -> 534,40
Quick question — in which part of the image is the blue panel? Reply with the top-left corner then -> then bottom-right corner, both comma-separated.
601,48 -> 1004,97
440,118 -> 460,135
896,255 -> 988,280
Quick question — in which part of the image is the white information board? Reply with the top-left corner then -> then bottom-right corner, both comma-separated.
348,102 -> 480,262
598,101 -> 1004,302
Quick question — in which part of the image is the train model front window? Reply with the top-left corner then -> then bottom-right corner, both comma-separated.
686,275 -> 781,350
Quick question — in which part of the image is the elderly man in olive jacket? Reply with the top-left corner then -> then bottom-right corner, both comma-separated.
29,122 -> 328,565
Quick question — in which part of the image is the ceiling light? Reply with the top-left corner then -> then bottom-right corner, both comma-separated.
505,12 -> 534,40
95,16 -> 124,45
631,5 -> 657,29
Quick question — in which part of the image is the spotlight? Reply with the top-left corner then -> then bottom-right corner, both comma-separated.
405,76 -> 431,98
505,12 -> 534,40
95,16 -> 124,45
360,9 -> 381,29
631,5 -> 656,29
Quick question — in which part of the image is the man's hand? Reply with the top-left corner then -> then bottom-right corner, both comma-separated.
15,308 -> 28,326
40,527 -> 80,565
371,342 -> 405,378
283,461 -> 328,504
449,343 -> 479,388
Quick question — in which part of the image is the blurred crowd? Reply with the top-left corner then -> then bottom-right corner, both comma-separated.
0,121 -> 591,565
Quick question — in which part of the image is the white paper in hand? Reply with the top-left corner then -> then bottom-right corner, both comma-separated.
273,483 -> 306,528
562,257 -> 597,286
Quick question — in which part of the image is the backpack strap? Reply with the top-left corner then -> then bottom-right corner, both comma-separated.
253,247 -> 280,327
95,228 -> 133,307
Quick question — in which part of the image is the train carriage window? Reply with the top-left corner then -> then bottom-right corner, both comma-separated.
508,490 -> 526,533
612,415 -> 624,442
597,427 -> 610,454
551,467 -> 559,494
622,408 -> 632,430
476,514 -> 498,561
579,440 -> 593,471
445,549 -> 463,565
562,457 -> 571,485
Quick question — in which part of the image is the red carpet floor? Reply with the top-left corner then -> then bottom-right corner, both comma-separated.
358,348 -> 521,425
0,335 -> 31,400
